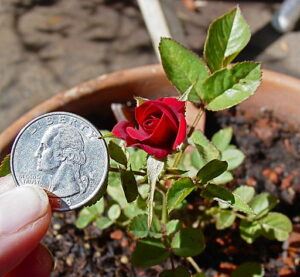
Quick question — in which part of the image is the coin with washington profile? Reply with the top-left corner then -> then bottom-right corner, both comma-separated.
10,112 -> 109,211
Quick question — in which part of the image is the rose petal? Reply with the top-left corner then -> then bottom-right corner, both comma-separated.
172,113 -> 187,150
142,118 -> 160,132
146,113 -> 176,145
132,143 -> 171,159
161,97 -> 185,114
112,121 -> 135,144
136,101 -> 178,131
135,103 -> 161,126
154,102 -> 178,129
127,113 -> 177,147
126,126 -> 149,141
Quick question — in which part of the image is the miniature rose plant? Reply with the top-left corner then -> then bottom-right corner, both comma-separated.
0,6 -> 292,277
73,7 -> 292,276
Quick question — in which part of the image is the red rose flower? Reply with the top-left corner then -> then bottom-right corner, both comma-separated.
112,97 -> 187,159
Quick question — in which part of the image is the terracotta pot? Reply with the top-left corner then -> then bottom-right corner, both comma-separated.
1,64 -> 300,159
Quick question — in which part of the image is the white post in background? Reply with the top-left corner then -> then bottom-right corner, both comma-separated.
137,0 -> 172,60
272,0 -> 300,33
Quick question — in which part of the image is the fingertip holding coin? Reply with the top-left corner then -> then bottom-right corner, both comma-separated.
10,112 -> 109,212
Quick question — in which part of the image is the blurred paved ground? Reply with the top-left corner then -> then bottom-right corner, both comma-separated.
0,0 -> 299,132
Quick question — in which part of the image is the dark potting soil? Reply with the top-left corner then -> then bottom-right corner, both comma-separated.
44,109 -> 300,277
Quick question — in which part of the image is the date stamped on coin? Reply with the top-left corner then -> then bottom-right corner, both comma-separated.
10,112 -> 109,211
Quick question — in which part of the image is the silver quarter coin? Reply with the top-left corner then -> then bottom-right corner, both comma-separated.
10,112 -> 109,211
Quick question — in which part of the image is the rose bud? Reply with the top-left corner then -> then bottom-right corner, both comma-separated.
112,97 -> 187,159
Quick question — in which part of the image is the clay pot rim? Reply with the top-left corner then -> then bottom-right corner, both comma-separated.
1,64 -> 300,158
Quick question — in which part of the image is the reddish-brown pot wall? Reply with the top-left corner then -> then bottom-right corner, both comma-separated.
1,64 -> 300,159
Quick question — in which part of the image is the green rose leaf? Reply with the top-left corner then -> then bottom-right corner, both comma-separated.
240,219 -> 263,244
93,198 -> 105,214
123,201 -> 145,219
191,130 -> 220,165
202,183 -> 234,203
232,192 -> 255,214
197,159 -> 228,184
107,204 -> 121,221
191,150 -> 205,169
222,149 -> 245,170
138,184 -> 150,200
215,210 -> 236,230
99,130 -> 114,140
147,156 -> 164,227
132,238 -> 169,267
179,84 -> 194,101
260,212 -> 292,241
75,208 -> 96,229
233,186 -> 255,204
159,38 -> 209,102
0,155 -> 10,177
212,127 -> 233,151
202,184 -> 254,214
204,6 -> 251,72
166,168 -> 188,175
128,148 -> 147,171
249,193 -> 278,219
171,228 -> 205,257
204,62 -> 261,111
108,141 -> 127,166
136,195 -> 147,211
129,214 -> 162,239
211,171 -> 233,185
167,177 -> 195,213
166,219 -> 180,236
160,266 -> 190,277
95,217 -> 113,230
120,169 -> 138,203
107,172 -> 128,208
75,199 -> 105,229
232,262 -> 264,277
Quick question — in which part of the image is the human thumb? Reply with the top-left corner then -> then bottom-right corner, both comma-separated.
0,184 -> 51,275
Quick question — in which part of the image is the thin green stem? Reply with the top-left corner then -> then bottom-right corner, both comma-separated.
109,166 -> 145,176
172,151 -> 184,168
187,105 -> 205,138
155,186 -> 166,228
186,256 -> 202,273
162,191 -> 168,224
172,105 -> 205,168
235,212 -> 247,219
110,166 -> 184,178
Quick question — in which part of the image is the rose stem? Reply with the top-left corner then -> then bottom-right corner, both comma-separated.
172,105 -> 205,168
109,166 -> 145,176
161,191 -> 168,224
186,256 -> 202,273
187,104 -> 205,138
156,187 -> 167,223
110,166 -> 185,179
